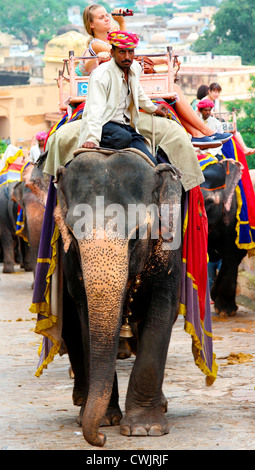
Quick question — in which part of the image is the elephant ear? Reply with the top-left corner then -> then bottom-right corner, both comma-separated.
154,162 -> 182,245
155,162 -> 182,204
22,152 -> 50,206
11,181 -> 24,208
53,166 -> 72,253
219,159 -> 243,212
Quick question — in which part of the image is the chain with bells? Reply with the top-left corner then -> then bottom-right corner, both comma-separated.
120,274 -> 141,338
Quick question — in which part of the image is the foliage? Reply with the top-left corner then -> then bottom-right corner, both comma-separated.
191,0 -> 255,65
0,140 -> 7,155
225,76 -> 255,168
0,0 -> 90,48
200,0 -> 220,5
146,2 -> 174,16
178,0 -> 219,8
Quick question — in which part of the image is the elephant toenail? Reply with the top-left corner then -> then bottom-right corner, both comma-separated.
120,425 -> 131,436
132,426 -> 147,436
148,425 -> 164,436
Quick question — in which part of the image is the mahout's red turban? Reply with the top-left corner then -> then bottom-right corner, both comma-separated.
107,31 -> 139,49
197,99 -> 214,110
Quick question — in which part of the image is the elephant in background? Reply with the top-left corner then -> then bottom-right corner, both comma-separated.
53,150 -> 183,447
12,181 -> 45,281
0,181 -> 32,273
200,158 -> 245,316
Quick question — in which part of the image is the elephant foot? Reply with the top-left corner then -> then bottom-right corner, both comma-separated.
3,263 -> 15,273
217,310 -> 236,318
120,407 -> 169,437
77,403 -> 123,427
72,384 -> 87,406
23,264 -> 33,272
100,404 -> 123,427
215,304 -> 238,318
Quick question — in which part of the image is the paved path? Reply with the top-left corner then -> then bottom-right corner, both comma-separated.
1,265 -> 255,451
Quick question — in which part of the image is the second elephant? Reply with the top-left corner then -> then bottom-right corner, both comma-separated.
200,158 -> 245,316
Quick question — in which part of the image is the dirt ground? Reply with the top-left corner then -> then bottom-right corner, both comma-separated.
1,265 -> 255,452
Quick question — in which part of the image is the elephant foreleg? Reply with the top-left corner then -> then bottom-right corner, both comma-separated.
62,282 -> 88,406
0,224 -> 15,273
121,271 -> 180,437
211,223 -> 246,316
212,247 -> 246,316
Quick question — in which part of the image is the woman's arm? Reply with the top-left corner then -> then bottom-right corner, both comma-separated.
111,7 -> 127,30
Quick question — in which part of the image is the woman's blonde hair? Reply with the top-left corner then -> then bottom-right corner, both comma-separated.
82,4 -> 116,48
83,4 -> 104,37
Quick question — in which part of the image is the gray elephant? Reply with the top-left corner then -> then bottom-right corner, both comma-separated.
200,158 -> 245,316
53,149 -> 183,447
0,181 -> 18,272
27,148 -> 215,447
12,181 -> 45,280
0,181 -> 33,273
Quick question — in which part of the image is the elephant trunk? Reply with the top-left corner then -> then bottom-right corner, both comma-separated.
77,238 -> 129,447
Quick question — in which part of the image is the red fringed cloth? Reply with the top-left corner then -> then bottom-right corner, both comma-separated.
180,187 -> 218,385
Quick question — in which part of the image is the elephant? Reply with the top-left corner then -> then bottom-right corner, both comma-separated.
200,158 -> 245,316
11,181 -> 45,281
0,181 -> 32,273
52,149 -> 183,447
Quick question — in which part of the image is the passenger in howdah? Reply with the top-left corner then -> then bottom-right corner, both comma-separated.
201,82 -> 255,156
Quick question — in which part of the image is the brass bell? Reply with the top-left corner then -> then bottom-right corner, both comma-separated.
120,318 -> 133,338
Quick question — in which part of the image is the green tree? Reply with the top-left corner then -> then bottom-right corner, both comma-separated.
0,140 -> 7,155
192,0 -> 255,65
226,75 -> 255,168
0,0 -> 89,48
201,0 -> 219,5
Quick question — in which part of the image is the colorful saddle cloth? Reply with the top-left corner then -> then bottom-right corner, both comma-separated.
0,150 -> 29,240
0,150 -> 28,186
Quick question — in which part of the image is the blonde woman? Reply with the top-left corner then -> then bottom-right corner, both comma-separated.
75,5 -> 126,77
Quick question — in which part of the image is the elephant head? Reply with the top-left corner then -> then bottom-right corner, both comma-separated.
55,150 -> 182,446
200,158 -> 243,229
12,181 -> 44,278
22,151 -> 50,206
200,158 -> 244,316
